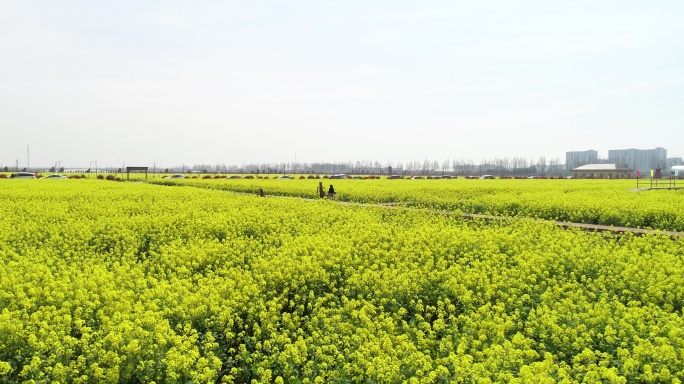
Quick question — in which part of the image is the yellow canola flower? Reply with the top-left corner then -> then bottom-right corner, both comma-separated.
0,180 -> 683,382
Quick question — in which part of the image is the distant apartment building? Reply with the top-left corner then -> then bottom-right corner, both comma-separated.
565,150 -> 598,171
607,147 -> 667,175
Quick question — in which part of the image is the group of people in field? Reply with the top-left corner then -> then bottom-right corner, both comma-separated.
261,183 -> 336,200
316,183 -> 336,200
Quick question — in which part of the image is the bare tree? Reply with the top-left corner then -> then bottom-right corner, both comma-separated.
537,156 -> 547,176
549,157 -> 563,177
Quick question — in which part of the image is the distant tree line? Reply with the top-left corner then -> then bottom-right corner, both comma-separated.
0,156 -> 569,177
159,156 -> 568,177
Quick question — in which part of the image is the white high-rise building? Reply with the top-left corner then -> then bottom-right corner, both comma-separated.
565,150 -> 598,171
608,147 -> 667,175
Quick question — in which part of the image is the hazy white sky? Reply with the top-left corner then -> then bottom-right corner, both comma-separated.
1,1 -> 683,168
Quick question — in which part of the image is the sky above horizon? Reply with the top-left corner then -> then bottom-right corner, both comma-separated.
1,1 -> 683,169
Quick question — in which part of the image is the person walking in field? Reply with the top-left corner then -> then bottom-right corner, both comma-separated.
327,184 -> 336,200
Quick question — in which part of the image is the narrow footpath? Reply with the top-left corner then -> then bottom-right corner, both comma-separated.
332,200 -> 684,238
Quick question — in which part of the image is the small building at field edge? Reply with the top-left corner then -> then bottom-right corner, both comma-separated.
572,164 -> 634,179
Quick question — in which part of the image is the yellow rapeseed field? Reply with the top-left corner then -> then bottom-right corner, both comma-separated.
1,180 -> 683,382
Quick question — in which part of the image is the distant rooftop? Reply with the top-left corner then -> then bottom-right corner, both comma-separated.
572,164 -> 633,171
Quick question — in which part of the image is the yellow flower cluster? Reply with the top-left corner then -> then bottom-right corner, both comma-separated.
0,180 -> 683,382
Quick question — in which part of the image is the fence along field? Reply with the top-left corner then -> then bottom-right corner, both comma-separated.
1,180 -> 683,382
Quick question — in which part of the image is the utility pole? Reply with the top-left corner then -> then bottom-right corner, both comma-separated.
27,145 -> 30,171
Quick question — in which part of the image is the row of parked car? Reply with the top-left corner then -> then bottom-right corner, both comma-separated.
161,174 -> 297,179
159,174 -> 540,180
8,172 -> 68,179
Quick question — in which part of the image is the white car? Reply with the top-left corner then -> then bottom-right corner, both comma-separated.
43,174 -> 68,179
163,174 -> 186,179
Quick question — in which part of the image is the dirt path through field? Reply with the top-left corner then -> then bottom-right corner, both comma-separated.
329,200 -> 684,237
